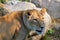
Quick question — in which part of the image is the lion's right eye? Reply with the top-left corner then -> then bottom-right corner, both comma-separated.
27,12 -> 31,16
33,19 -> 37,22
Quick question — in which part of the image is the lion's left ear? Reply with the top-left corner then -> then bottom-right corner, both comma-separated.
40,8 -> 46,16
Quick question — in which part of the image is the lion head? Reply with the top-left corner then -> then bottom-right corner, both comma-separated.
22,8 -> 52,40
22,8 -> 46,35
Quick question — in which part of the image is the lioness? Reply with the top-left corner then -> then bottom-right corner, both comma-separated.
0,9 -> 46,40
25,8 -> 51,40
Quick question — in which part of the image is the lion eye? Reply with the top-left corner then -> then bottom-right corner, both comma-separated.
27,12 -> 31,16
33,19 -> 37,22
34,19 -> 37,21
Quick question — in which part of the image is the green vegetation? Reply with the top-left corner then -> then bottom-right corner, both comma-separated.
19,0 -> 29,2
43,35 -> 51,40
25,0 -> 28,1
0,0 -> 7,4
42,28 -> 54,40
58,34 -> 60,38
47,28 -> 54,35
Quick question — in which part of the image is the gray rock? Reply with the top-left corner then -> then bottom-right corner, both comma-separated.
4,1 -> 37,12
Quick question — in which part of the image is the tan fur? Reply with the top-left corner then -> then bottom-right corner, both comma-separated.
0,11 -> 24,40
28,9 -> 43,20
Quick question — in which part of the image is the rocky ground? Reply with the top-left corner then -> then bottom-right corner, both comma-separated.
41,28 -> 60,40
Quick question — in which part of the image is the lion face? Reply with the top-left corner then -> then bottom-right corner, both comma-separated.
24,8 -> 52,40
23,9 -> 45,34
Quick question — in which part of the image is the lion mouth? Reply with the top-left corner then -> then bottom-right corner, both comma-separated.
36,27 -> 44,34
27,27 -> 44,38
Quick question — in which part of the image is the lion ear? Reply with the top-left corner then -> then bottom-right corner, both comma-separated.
40,8 -> 46,15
